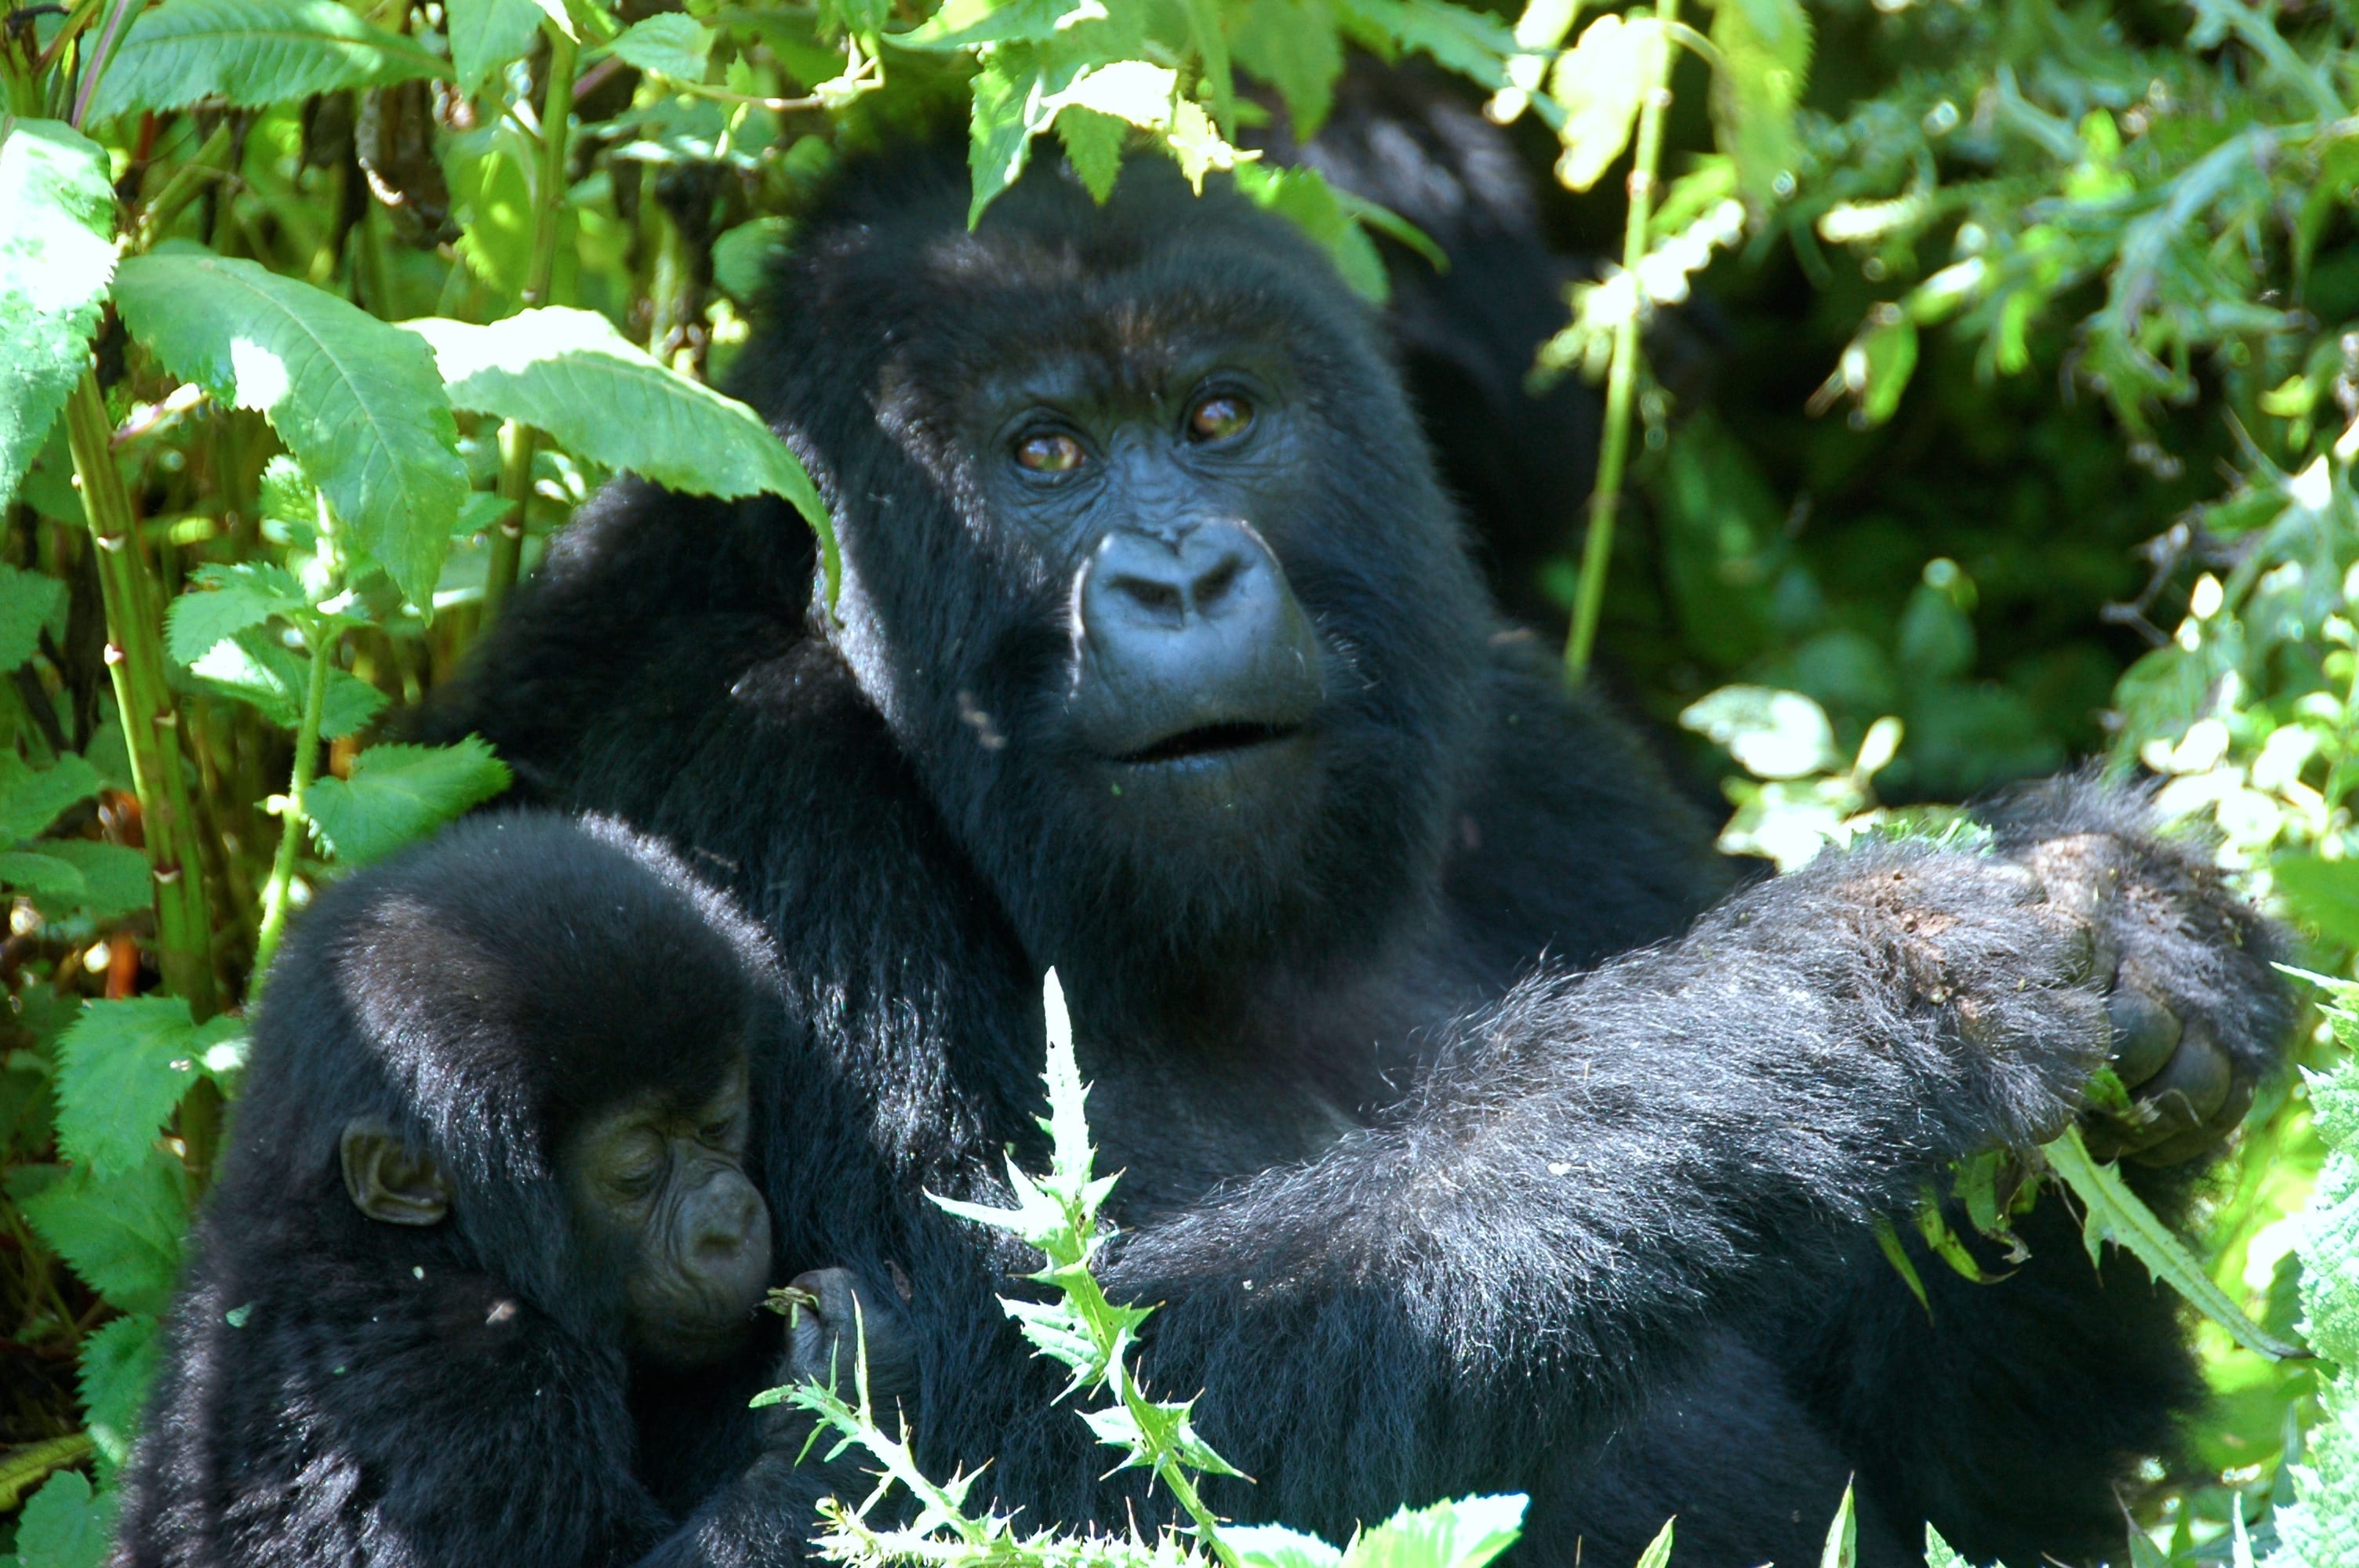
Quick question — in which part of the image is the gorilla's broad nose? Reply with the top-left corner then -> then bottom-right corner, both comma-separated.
1070,519 -> 1323,763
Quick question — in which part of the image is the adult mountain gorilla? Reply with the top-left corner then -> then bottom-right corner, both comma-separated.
427,144 -> 2291,1567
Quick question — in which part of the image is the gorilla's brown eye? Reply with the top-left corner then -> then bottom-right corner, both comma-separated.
1016,432 -> 1085,473
1187,394 -> 1252,443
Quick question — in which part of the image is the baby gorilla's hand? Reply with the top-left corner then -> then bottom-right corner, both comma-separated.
2008,823 -> 2285,1166
777,1267 -> 920,1406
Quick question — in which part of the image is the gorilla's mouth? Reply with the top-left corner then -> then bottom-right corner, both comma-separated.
1117,721 -> 1305,766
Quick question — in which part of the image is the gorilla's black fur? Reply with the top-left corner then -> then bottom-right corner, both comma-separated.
425,147 -> 2292,1567
111,814 -> 835,1568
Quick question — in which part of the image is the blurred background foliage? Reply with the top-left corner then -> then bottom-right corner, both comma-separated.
5,0 -> 2359,1560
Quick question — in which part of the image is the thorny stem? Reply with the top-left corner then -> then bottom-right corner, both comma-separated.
1564,0 -> 1681,681
61,374 -> 220,1021
483,21 -> 578,618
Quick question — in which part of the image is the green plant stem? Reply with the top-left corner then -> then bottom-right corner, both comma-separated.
61,373 -> 219,1020
252,614 -> 335,979
1563,0 -> 1680,681
482,22 -> 578,618
133,122 -> 235,249
484,416 -> 536,620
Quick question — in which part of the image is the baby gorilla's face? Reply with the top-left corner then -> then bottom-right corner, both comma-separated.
563,1058 -> 772,1367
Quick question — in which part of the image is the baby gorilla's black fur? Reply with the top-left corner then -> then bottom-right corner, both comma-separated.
111,814 -> 853,1568
425,146 -> 2295,1567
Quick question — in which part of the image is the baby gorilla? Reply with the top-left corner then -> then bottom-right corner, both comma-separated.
114,812 -> 901,1568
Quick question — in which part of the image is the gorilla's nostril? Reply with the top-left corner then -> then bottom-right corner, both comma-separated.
1110,573 -> 1187,622
1192,556 -> 1244,612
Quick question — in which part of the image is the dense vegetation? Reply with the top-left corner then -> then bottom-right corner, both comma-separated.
5,0 -> 2359,1561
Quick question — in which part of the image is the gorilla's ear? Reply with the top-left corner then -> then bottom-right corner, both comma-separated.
340,1118 -> 452,1225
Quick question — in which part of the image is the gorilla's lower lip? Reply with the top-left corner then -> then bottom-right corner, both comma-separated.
1114,722 -> 1305,766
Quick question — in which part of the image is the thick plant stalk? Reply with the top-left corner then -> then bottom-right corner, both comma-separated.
483,24 -> 579,617
62,373 -> 219,1019
1564,0 -> 1681,681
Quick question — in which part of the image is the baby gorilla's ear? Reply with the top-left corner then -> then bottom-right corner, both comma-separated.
340,1117 -> 452,1225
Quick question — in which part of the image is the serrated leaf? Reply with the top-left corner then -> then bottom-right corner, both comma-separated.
1921,1526 -> 1972,1568
900,0 -> 1104,52
1547,14 -> 1665,192
11,1468 -> 115,1568
612,14 -> 712,80
36,840 -> 155,920
447,0 -> 545,96
2041,1123 -> 2304,1360
79,1311 -> 159,1470
304,737 -> 511,865
87,0 -> 449,121
1633,1518 -> 1675,1568
1341,1494 -> 1528,1568
0,753 -> 102,844
114,252 -> 466,608
1234,162 -> 1389,303
13,1155 -> 187,1313
165,562 -> 311,667
55,998 -> 242,1179
0,119 -> 117,509
0,562 -> 68,671
1057,107 -> 1125,203
0,851 -> 85,905
711,218 -> 790,304
191,627 -> 386,739
403,310 -> 831,554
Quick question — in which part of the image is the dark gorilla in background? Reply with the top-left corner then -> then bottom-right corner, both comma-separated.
426,143 -> 2292,1568
112,815 -> 911,1568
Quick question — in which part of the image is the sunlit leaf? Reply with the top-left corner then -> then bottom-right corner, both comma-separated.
304,737 -> 512,865
0,120 -> 116,510
114,252 -> 467,608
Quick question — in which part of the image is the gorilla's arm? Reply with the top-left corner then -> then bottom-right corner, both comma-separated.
1100,815 -> 2280,1547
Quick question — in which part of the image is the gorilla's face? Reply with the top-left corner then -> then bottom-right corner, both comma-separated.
756,158 -> 1492,1006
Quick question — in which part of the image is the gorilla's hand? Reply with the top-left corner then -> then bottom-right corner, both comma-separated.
773,1266 -> 919,1413
1992,787 -> 2293,1166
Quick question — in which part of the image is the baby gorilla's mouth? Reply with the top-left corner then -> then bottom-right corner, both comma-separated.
1118,721 -> 1303,766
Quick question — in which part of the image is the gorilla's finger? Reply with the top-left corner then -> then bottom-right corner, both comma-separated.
2135,1023 -> 2232,1125
2132,1076 -> 2256,1167
2106,986 -> 2183,1087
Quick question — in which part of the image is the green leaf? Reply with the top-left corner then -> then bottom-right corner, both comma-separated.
1707,0 -> 1809,210
447,0 -> 545,96
1547,14 -> 1666,192
2041,1123 -> 2305,1360
1871,1213 -> 1931,1317
1921,1525 -> 1972,1568
1229,0 -> 1342,139
2273,851 -> 2359,949
1234,162 -> 1389,303
1339,0 -> 1513,89
35,840 -> 156,920
304,737 -> 511,865
114,251 -> 467,608
1819,1483 -> 1856,1568
11,1468 -> 115,1568
87,0 -> 450,121
1340,1494 -> 1528,1568
78,1311 -> 159,1471
13,1154 -> 187,1314
969,56 -> 1056,225
0,562 -> 68,672
165,562 -> 311,668
0,753 -> 103,844
0,120 -> 117,510
404,309 -> 834,586
1632,1518 -> 1675,1568
1229,1526 -> 1344,1568
711,218 -> 790,303
191,627 -> 387,739
1056,107 -> 1125,205
0,851 -> 87,904
54,997 -> 242,1179
611,14 -> 713,80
